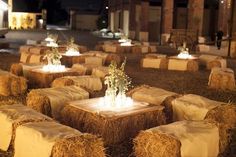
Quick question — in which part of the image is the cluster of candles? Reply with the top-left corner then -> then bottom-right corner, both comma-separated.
64,48 -> 80,56
42,64 -> 66,72
45,37 -> 58,47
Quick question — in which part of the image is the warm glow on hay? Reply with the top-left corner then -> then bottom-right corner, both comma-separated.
177,51 -> 193,59
98,95 -> 134,111
42,65 -> 66,72
64,49 -> 80,56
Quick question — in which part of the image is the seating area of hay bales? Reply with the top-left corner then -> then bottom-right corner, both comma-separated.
0,34 -> 236,157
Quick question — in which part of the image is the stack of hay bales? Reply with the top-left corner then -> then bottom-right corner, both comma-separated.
134,120 -> 219,157
14,121 -> 105,157
20,51 -> 45,64
0,104 -> 105,157
168,57 -> 199,72
199,54 -> 227,70
132,45 -> 149,53
10,63 -> 43,77
0,104 -> 52,152
26,86 -> 89,119
0,69 -> 27,96
208,67 -> 235,90
141,54 -> 168,69
51,75 -> 103,91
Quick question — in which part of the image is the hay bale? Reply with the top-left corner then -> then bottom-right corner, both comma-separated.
134,120 -> 219,157
27,86 -> 89,119
51,77 -> 75,88
20,52 -> 31,63
141,58 -> 168,69
0,70 -> 27,96
61,98 -> 166,145
145,53 -> 167,59
85,56 -> 104,66
29,46 -> 51,55
51,133 -> 105,157
28,54 -> 45,64
199,54 -> 222,66
72,64 -> 98,75
92,66 -> 109,79
10,63 -> 23,76
0,104 -> 52,151
14,121 -> 105,157
51,76 -> 103,91
19,45 -> 33,54
208,67 -> 235,90
205,104 -> 236,155
168,58 -> 199,72
148,45 -> 157,53
78,45 -> 88,53
207,59 -> 227,70
105,53 -> 121,65
71,55 -> 88,64
132,46 -> 149,53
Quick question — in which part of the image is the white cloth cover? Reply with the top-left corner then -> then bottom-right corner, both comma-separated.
149,120 -> 219,157
63,75 -> 102,91
35,86 -> 89,119
92,66 -> 109,79
14,121 -> 80,157
172,94 -> 224,121
168,59 -> 189,71
85,56 -> 103,66
131,86 -> 176,105
0,104 -> 51,151
142,58 -> 162,69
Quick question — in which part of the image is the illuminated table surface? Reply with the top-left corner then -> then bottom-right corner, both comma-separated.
61,97 -> 165,145
27,68 -> 81,88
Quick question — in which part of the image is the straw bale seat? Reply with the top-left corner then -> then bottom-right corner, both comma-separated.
91,66 -> 109,79
60,98 -> 166,145
208,68 -> 235,90
141,57 -> 168,69
14,121 -> 105,157
20,51 -> 45,64
199,54 -> 227,69
132,46 -> 149,53
168,58 -> 199,71
0,104 -> 52,151
51,75 -> 103,91
134,120 -> 219,157
10,63 -> 43,77
0,70 -> 27,96
26,86 -> 89,119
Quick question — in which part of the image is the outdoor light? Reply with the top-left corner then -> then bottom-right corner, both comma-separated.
64,48 -> 80,56
0,0 -> 8,11
42,64 -> 66,72
106,6 -> 109,9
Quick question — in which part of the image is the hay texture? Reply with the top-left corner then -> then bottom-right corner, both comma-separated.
208,67 -> 235,90
0,70 -> 27,96
132,46 -> 149,53
134,120 -> 219,157
27,68 -> 80,88
29,46 -> 51,55
141,57 -> 168,69
27,86 -> 89,119
145,53 -> 167,59
72,64 -> 99,75
19,45 -> 33,54
51,75 -> 103,91
20,52 -> 45,64
10,63 -> 23,76
60,98 -> 166,145
199,54 -> 223,67
0,104 -> 52,151
14,121 -> 105,157
168,58 -> 199,72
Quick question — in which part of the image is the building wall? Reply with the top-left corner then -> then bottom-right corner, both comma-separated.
9,12 -> 38,29
148,6 -> 161,41
75,14 -> 99,31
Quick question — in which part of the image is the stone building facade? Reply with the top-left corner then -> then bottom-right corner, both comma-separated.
108,0 -> 236,43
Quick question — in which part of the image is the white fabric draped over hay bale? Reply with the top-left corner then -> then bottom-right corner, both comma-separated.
27,86 -> 89,119
0,104 -> 52,151
92,66 -> 109,79
141,58 -> 168,69
0,70 -> 27,96
134,120 -> 219,157
128,85 -> 177,106
51,76 -> 103,91
168,58 -> 199,71
171,94 -> 224,121
60,98 -> 166,145
14,121 -> 105,157
208,67 -> 235,90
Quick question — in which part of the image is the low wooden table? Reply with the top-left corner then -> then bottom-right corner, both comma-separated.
60,97 -> 166,145
27,68 -> 80,88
